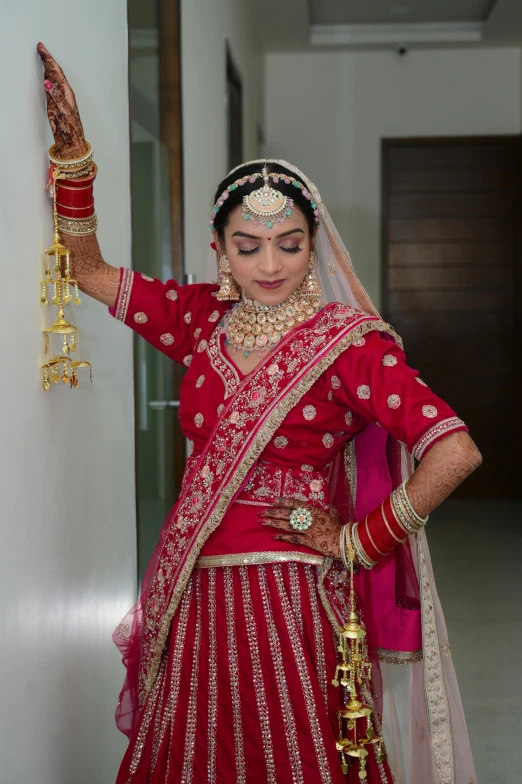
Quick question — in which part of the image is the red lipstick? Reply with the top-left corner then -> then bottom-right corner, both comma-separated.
256,279 -> 285,290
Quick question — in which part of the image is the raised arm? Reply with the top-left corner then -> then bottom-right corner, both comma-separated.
37,43 -> 120,307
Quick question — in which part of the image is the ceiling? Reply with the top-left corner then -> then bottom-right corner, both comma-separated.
248,0 -> 522,51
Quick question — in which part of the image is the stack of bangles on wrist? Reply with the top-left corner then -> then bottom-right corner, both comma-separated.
340,481 -> 429,570
48,142 -> 98,236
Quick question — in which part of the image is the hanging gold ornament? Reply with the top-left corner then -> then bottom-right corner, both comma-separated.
40,168 -> 92,390
332,527 -> 385,778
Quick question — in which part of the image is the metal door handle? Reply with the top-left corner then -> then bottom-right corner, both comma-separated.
149,400 -> 181,410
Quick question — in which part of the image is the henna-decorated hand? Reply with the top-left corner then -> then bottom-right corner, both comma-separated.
37,43 -> 87,158
258,498 -> 343,559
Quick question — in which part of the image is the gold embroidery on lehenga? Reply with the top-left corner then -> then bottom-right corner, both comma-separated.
151,578 -> 194,777
239,567 -> 277,783
224,567 -> 247,783
258,565 -> 304,784
207,568 -> 219,784
126,654 -> 167,781
196,551 -> 325,568
181,570 -> 202,784
305,566 -> 329,708
288,562 -> 304,637
272,565 -> 333,784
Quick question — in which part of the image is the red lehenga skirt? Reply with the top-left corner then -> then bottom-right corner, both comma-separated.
116,562 -> 393,784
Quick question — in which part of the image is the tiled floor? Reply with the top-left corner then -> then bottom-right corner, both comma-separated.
427,499 -> 522,784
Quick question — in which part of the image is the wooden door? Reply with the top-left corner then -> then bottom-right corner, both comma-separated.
381,137 -> 522,498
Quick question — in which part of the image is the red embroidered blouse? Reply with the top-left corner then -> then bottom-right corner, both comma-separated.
110,269 -> 468,558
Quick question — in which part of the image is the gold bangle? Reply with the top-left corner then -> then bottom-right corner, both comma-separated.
391,489 -> 420,535
57,164 -> 95,180
49,141 -> 93,169
400,482 -> 429,526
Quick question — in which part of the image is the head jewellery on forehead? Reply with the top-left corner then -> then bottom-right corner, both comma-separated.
209,163 -> 320,230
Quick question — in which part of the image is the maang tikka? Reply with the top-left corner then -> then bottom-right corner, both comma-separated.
242,165 -> 293,228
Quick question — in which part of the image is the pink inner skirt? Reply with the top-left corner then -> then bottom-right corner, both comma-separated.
116,563 -> 393,784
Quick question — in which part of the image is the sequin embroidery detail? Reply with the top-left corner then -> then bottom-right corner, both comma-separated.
183,355 -> 193,367
357,384 -> 370,399
322,433 -> 334,448
194,413 -> 204,428
382,354 -> 398,367
303,405 -> 317,421
422,405 -> 438,418
165,289 -> 178,301
387,394 -> 401,409
273,436 -> 289,449
160,333 -> 174,346
134,312 -> 148,324
184,311 -> 192,324
196,375 -> 205,388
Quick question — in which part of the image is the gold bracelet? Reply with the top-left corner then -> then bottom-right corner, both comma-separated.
49,141 -> 93,170
57,214 -> 98,236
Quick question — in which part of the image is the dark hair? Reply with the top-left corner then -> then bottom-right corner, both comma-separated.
212,161 -> 316,239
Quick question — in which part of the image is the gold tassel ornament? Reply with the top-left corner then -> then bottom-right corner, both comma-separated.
333,526 -> 385,778
40,169 -> 92,390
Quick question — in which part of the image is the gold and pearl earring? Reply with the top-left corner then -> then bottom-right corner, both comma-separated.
216,254 -> 240,301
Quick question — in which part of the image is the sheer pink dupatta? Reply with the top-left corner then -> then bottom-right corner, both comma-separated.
208,160 -> 476,784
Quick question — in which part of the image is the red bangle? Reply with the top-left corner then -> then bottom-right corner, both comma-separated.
383,496 -> 409,541
56,183 -> 94,209
358,515 -> 383,562
56,203 -> 95,219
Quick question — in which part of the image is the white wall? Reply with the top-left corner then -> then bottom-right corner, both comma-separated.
265,47 -> 522,308
181,0 -> 264,281
0,3 -> 136,783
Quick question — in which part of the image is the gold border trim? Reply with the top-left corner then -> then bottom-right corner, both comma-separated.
417,534 -> 456,783
115,268 -> 134,323
377,647 -> 423,665
195,551 -> 325,568
413,417 -> 467,461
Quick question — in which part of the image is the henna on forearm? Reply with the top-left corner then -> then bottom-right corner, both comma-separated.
63,234 -> 120,307
406,431 -> 482,518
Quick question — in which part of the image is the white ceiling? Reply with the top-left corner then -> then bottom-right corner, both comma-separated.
248,0 -> 522,51
310,0 -> 497,26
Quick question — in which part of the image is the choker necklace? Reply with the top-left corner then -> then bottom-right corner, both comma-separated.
222,282 -> 322,357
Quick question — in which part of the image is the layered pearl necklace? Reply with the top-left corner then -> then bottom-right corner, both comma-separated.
223,283 -> 322,357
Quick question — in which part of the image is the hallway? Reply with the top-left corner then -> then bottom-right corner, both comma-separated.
428,499 -> 522,783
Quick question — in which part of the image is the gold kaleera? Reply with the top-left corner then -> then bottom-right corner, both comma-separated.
332,532 -> 385,779
40,169 -> 92,391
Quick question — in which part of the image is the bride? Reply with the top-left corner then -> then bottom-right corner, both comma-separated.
38,42 -> 480,784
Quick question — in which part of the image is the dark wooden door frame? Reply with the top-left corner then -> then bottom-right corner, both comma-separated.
380,135 -> 522,498
158,0 -> 186,499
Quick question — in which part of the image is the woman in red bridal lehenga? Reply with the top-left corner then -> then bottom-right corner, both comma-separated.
39,44 -> 481,784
